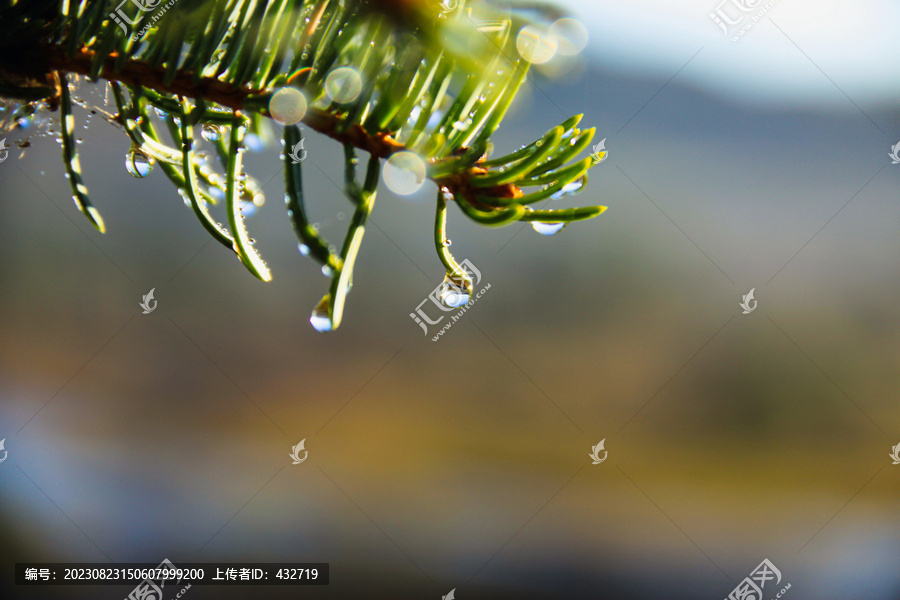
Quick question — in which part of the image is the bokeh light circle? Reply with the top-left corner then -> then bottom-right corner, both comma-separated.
550,18 -> 588,56
324,67 -> 363,104
516,25 -> 558,64
268,87 -> 308,125
383,152 -> 427,196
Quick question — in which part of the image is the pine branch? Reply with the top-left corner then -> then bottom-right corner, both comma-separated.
0,0 -> 607,331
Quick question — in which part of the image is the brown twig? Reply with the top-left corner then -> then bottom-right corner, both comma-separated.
44,46 -> 408,158
35,45 -> 520,208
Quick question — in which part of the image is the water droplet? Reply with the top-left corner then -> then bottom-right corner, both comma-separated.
549,177 -> 585,200
321,265 -> 333,277
531,221 -> 567,236
201,124 -> 222,142
439,274 -> 471,308
309,298 -> 333,332
298,243 -> 310,256
125,149 -> 155,178
443,239 -> 452,246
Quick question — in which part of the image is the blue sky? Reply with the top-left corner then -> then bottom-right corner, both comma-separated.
561,0 -> 900,108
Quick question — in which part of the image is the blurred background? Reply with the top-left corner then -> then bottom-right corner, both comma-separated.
2,0 -> 900,598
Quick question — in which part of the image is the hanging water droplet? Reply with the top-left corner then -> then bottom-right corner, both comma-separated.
443,239 -> 452,246
207,186 -> 224,201
549,177 -> 585,200
321,265 -> 333,277
309,298 -> 333,332
439,274 -> 471,308
531,221 -> 566,236
177,188 -> 191,207
298,243 -> 311,256
201,124 -> 222,142
125,149 -> 155,178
